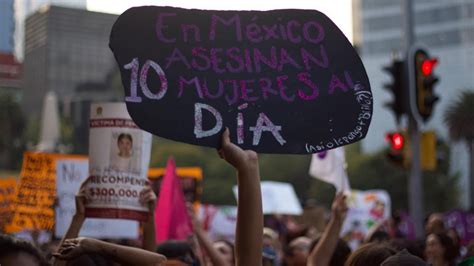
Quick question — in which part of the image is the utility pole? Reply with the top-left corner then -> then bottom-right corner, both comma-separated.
403,0 -> 424,238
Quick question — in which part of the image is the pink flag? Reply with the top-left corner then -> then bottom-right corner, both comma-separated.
155,158 -> 192,243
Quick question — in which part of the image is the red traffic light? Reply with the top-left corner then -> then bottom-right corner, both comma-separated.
386,132 -> 404,150
421,58 -> 438,76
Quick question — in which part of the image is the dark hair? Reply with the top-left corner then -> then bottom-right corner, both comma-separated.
431,233 -> 459,263
465,239 -> 474,258
213,239 -> 235,261
117,133 -> 133,144
156,240 -> 198,265
367,230 -> 390,244
389,238 -> 425,259
345,242 -> 396,266
0,234 -> 49,266
309,237 -> 351,266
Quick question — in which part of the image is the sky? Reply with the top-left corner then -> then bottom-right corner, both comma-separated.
87,0 -> 353,42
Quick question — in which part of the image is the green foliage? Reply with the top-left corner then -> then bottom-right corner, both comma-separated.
60,117 -> 74,143
0,94 -> 25,169
444,90 -> 474,142
149,135 -> 459,213
60,116 -> 75,153
106,67 -> 125,101
346,147 -> 458,214
150,136 -> 237,205
443,89 -> 474,208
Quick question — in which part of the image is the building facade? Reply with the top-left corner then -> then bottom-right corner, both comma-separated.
14,0 -> 87,61
22,5 -> 118,116
353,0 -> 474,207
0,53 -> 22,100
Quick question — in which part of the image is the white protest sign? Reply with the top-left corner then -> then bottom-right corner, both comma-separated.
340,190 -> 391,250
86,103 -> 152,221
309,147 -> 350,193
233,181 -> 302,215
55,159 -> 139,238
198,205 -> 237,242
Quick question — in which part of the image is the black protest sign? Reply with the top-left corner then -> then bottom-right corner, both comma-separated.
109,6 -> 372,154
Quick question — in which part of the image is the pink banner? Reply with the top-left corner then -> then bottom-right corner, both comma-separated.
155,158 -> 192,242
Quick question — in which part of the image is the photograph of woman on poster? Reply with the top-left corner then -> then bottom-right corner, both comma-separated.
110,133 -> 140,173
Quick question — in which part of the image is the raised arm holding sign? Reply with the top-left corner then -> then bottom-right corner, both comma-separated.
109,6 -> 372,154
218,128 -> 263,266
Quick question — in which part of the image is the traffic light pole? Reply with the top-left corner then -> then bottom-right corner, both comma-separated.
403,0 -> 424,238
408,116 -> 423,238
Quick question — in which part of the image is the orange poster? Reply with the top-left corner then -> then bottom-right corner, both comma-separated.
0,177 -> 17,232
5,152 -> 85,233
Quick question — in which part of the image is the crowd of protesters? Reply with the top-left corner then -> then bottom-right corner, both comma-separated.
2,130 -> 474,266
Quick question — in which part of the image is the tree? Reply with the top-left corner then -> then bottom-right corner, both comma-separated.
0,93 -> 25,169
444,90 -> 474,209
149,134 -> 459,213
306,141 -> 459,214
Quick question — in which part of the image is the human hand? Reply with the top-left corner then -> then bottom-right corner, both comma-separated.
139,183 -> 157,212
53,237 -> 96,260
217,128 -> 258,172
186,203 -> 202,232
331,192 -> 348,222
75,177 -> 91,218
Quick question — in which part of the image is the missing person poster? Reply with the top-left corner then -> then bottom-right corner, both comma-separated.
55,158 -> 139,238
86,103 -> 152,221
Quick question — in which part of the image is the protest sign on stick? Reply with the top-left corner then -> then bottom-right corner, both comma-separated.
86,102 -> 152,221
5,152 -> 82,233
233,181 -> 302,215
109,6 -> 372,154
6,152 -> 58,233
340,190 -> 391,250
0,177 -> 17,232
55,158 -> 139,239
197,204 -> 237,242
309,147 -> 350,192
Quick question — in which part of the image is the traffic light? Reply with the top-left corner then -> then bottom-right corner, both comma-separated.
413,49 -> 440,121
385,131 -> 406,165
385,130 -> 437,170
383,59 -> 406,122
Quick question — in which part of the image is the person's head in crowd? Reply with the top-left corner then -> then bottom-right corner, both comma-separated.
367,230 -> 390,244
40,239 -> 61,263
464,240 -> 474,259
308,237 -> 351,266
0,234 -> 48,266
263,227 -> 281,263
117,133 -> 133,158
263,227 -> 279,247
381,249 -> 428,266
263,245 -> 277,266
446,228 -> 461,251
344,242 -> 397,266
284,236 -> 311,266
425,213 -> 445,235
425,233 -> 458,266
212,240 -> 234,265
389,238 -> 425,259
156,240 -> 198,266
